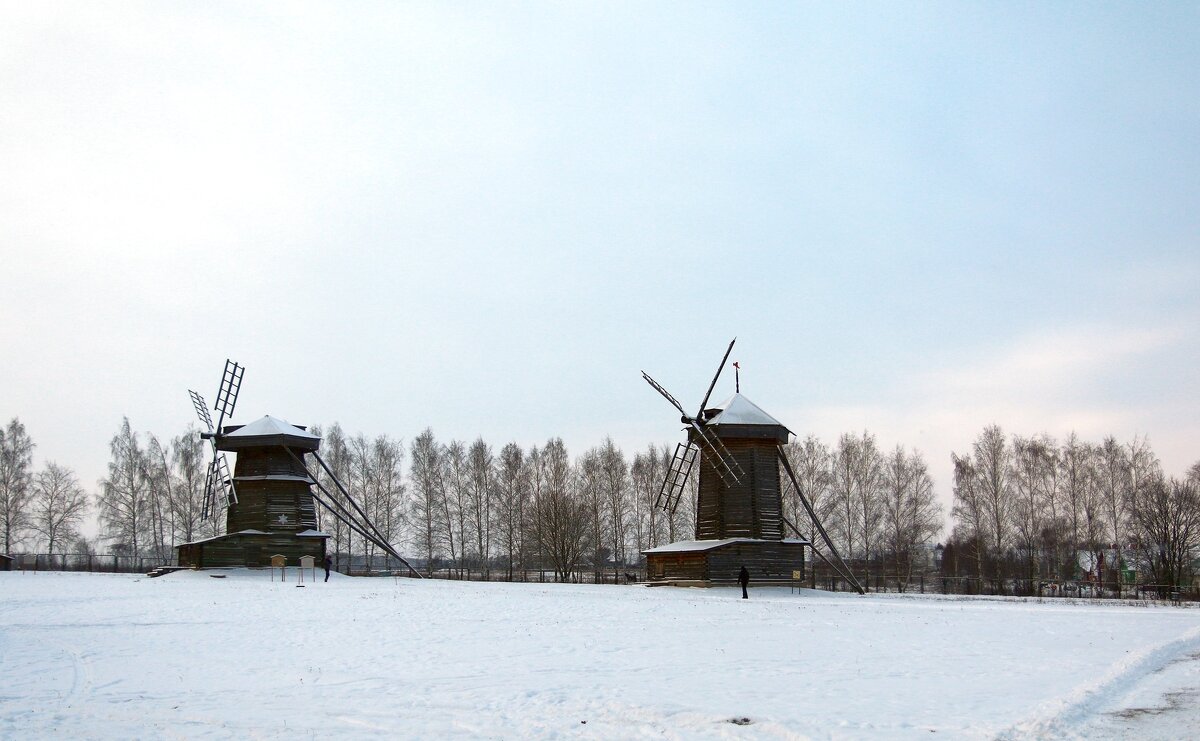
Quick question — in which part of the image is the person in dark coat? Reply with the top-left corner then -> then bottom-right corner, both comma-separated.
738,566 -> 750,599
324,554 -> 333,582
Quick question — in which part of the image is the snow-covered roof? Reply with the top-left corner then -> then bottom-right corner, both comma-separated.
643,538 -> 764,554
219,415 -> 321,451
296,530 -> 331,538
226,416 -> 319,441
704,394 -> 785,427
643,536 -> 811,554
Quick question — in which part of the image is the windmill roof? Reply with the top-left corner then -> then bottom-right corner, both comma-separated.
227,416 -> 318,440
704,394 -> 786,427
218,416 -> 321,451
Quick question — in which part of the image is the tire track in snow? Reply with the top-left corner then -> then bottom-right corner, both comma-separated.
996,624 -> 1200,740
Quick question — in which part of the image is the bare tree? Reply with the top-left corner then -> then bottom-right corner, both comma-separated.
464,438 -> 494,576
829,433 -> 859,559
577,446 -> 607,577
441,440 -> 468,577
971,425 -> 1013,590
170,427 -> 212,544
780,434 -> 832,543
830,432 -> 882,584
494,442 -> 527,580
317,423 -> 353,568
30,462 -> 89,554
372,435 -> 407,566
1034,438 -> 1064,579
1011,434 -> 1052,586
97,417 -> 151,556
951,452 -> 987,585
529,438 -> 588,581
144,434 -> 176,561
0,418 -> 35,553
409,428 -> 444,576
598,438 -> 631,567
1129,476 -> 1200,592
879,446 -> 941,590
630,444 -> 667,550
1058,432 -> 1093,574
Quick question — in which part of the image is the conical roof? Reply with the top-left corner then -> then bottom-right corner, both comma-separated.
218,415 -> 320,451
704,394 -> 784,427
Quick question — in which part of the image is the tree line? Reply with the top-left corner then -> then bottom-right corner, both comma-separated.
948,426 -> 1200,593
3,414 -> 1196,591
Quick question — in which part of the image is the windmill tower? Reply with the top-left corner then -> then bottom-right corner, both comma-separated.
176,360 -> 422,576
641,340 -> 862,592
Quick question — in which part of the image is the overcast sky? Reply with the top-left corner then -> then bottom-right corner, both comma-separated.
3,2 -> 1198,536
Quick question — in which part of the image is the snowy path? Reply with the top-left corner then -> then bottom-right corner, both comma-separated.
1,571 -> 1196,739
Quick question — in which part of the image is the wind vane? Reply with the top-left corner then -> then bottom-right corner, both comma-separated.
733,361 -> 740,392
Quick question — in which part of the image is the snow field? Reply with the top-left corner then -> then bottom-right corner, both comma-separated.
1,570 -> 1197,739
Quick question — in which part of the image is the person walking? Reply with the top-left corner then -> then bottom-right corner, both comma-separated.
738,565 -> 750,599
324,554 -> 333,582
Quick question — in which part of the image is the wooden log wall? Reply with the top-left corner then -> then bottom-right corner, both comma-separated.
645,541 -> 805,585
694,437 -> 785,541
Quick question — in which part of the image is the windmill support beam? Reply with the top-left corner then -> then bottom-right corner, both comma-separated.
282,446 -> 423,578
777,448 -> 865,595
307,482 -> 414,575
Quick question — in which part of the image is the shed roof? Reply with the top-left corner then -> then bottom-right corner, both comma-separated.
642,537 -> 809,554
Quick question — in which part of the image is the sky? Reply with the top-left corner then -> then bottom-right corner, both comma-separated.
2,2 -> 1198,538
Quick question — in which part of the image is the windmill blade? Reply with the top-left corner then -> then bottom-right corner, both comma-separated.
213,359 -> 245,431
656,442 -> 698,514
689,421 -> 745,486
214,454 -> 236,506
641,371 -> 688,418
189,390 -> 214,433
697,337 -> 736,418
202,460 -> 217,520
202,454 -> 236,520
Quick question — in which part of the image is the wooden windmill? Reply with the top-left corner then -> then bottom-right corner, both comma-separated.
641,340 -> 863,592
177,360 -> 421,577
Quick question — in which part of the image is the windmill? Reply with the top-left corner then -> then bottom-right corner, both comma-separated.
177,360 -> 421,578
641,339 -> 864,593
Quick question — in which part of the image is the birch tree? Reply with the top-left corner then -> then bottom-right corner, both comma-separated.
599,438 -> 631,567
494,442 -> 527,579
1011,434 -> 1052,585
466,438 -> 494,575
441,440 -> 468,577
529,438 -> 588,581
97,417 -> 151,556
31,462 -> 89,554
780,434 -> 832,542
409,428 -> 444,576
372,435 -> 407,564
170,427 -> 212,543
879,446 -> 941,590
0,418 -> 35,553
951,452 -> 987,585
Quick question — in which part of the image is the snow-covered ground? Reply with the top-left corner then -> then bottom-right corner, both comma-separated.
1,571 -> 1197,739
